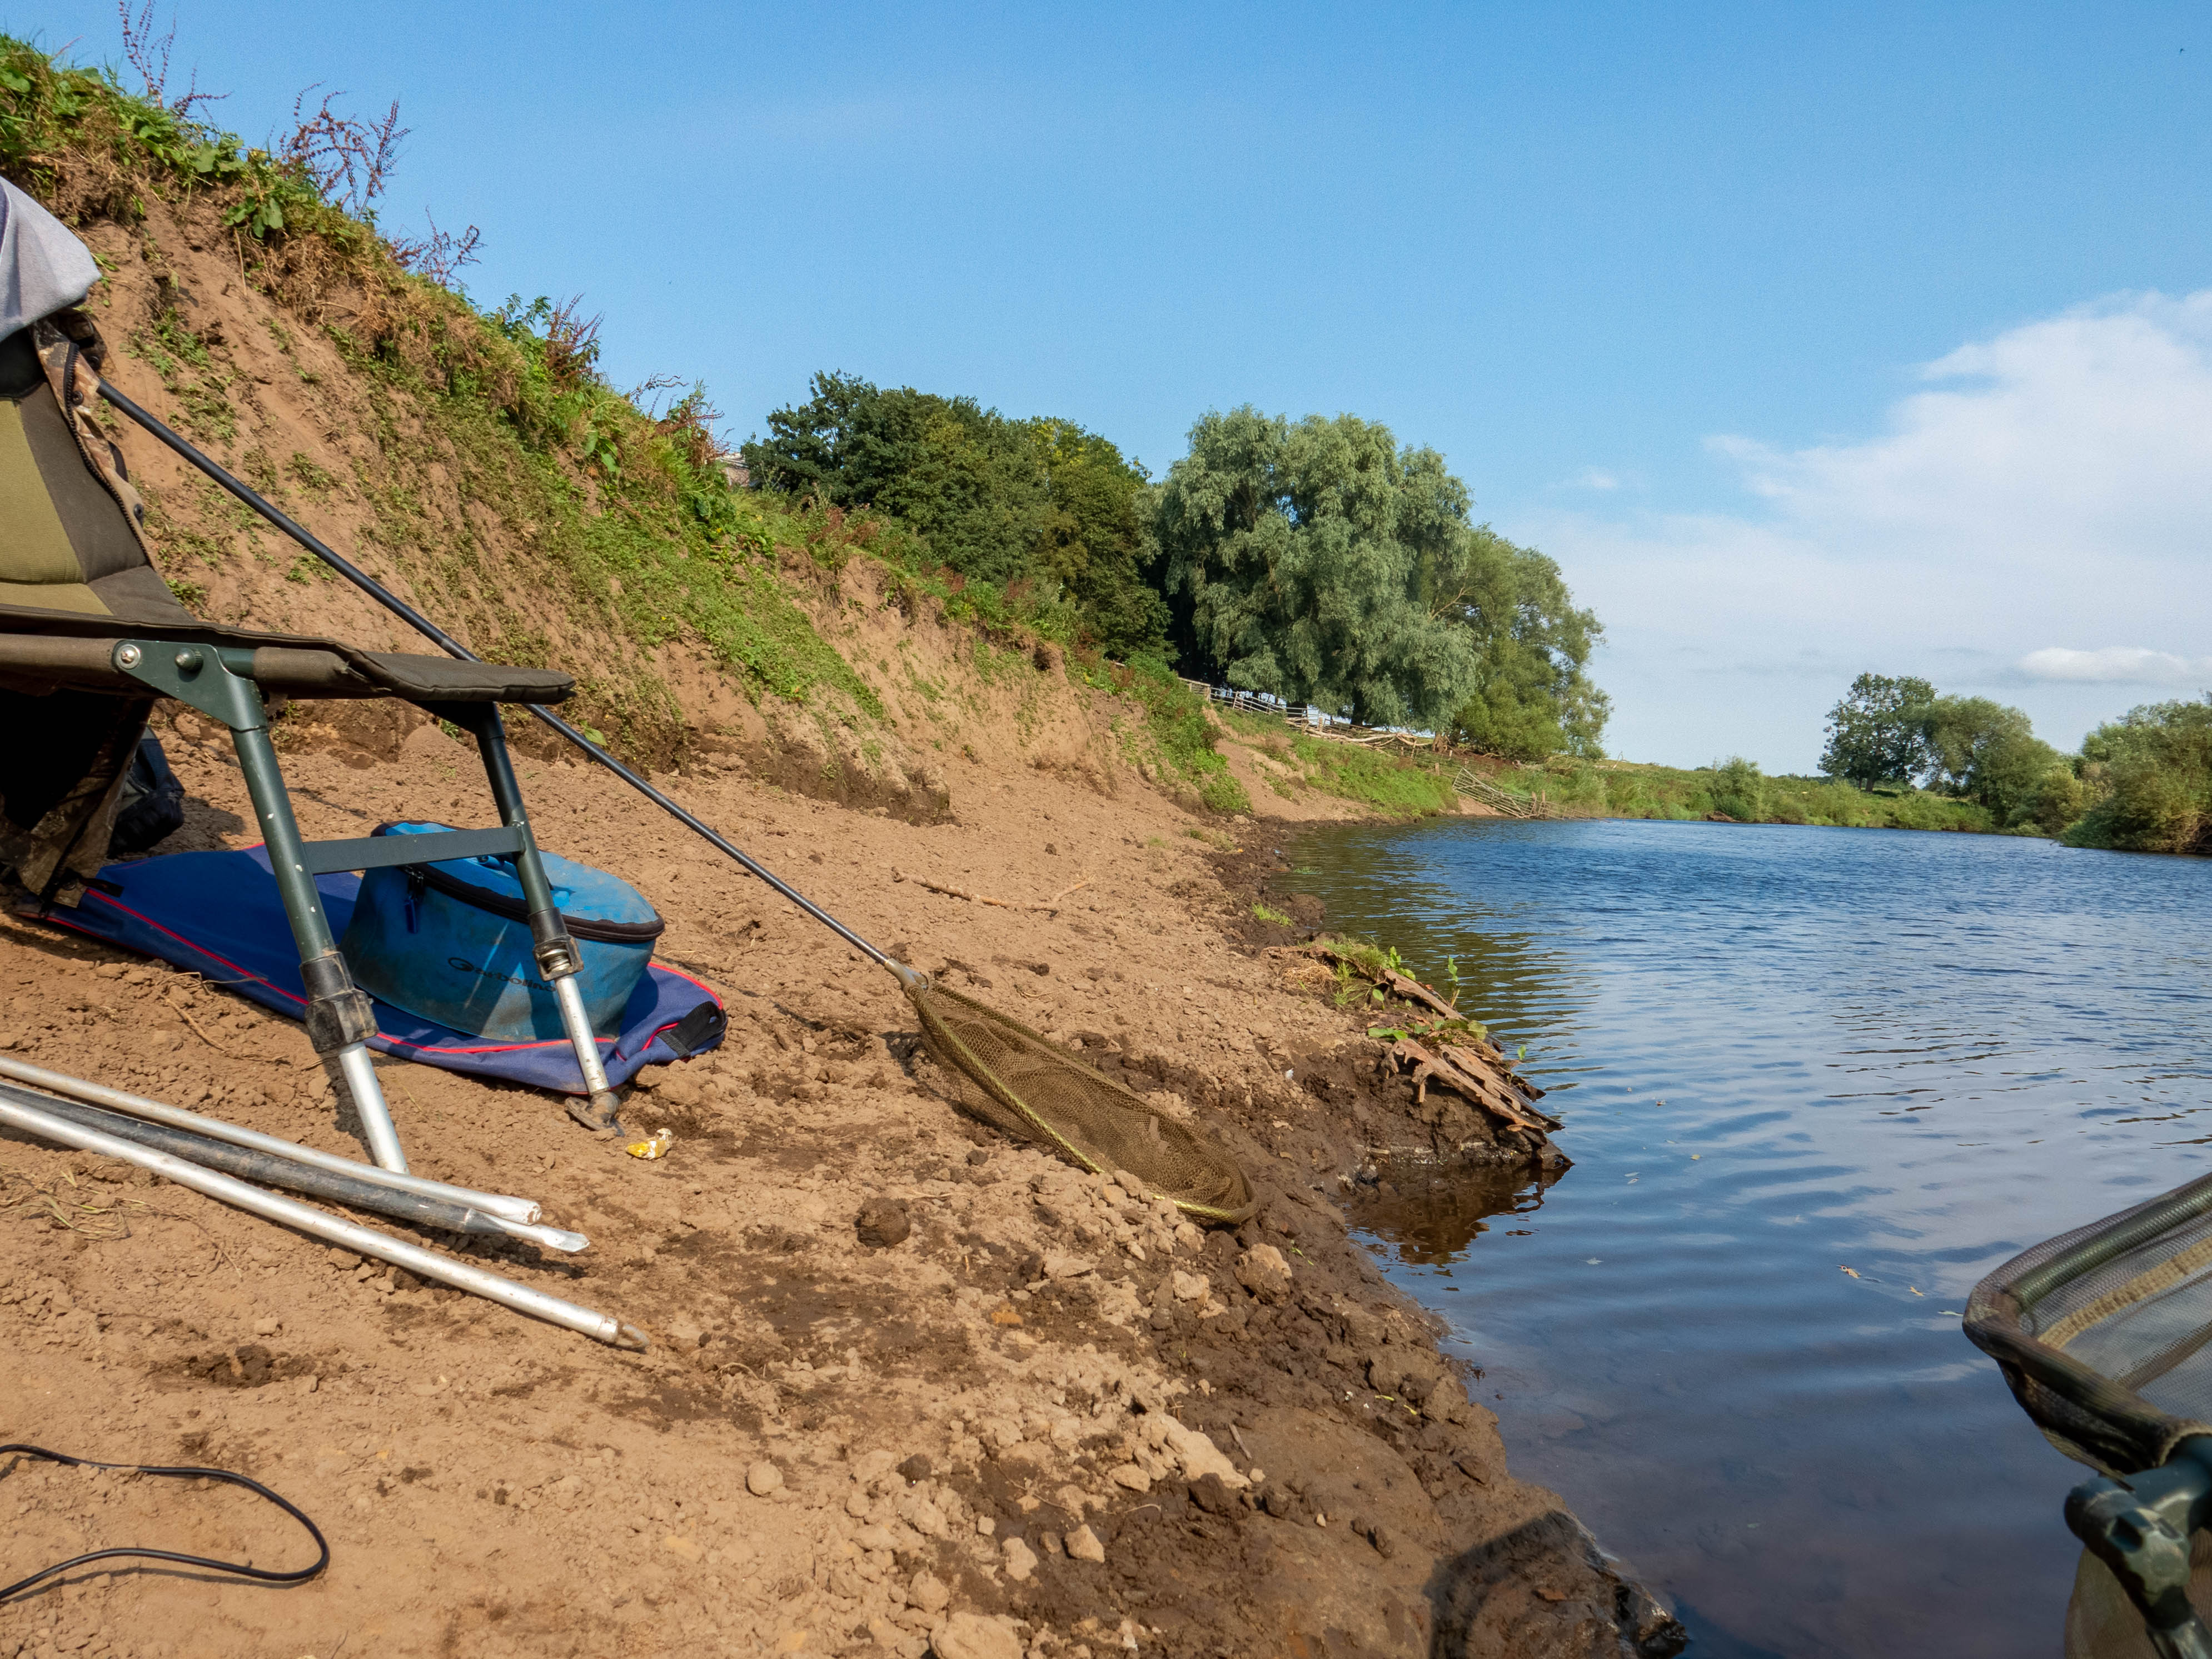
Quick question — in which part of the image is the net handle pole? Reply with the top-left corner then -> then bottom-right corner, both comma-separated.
95,377 -> 919,990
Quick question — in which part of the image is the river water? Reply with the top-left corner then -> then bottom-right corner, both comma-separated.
1284,816 -> 2212,1659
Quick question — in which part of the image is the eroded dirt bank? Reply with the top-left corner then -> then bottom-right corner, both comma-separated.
1,711 -> 1681,1659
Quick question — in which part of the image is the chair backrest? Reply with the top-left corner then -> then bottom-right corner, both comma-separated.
0,319 -> 194,624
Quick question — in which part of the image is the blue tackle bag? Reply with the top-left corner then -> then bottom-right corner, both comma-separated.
338,821 -> 664,1042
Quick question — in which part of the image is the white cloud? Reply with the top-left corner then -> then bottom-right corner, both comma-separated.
1573,467 -> 1620,491
1520,291 -> 2212,769
2017,646 -> 2212,685
1711,290 -> 2212,571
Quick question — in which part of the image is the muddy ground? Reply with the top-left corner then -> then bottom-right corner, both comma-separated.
1,705 -> 1681,1659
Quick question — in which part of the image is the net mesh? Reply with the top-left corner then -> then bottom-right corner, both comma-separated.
1968,1170 -> 2212,1477
908,981 -> 1257,1225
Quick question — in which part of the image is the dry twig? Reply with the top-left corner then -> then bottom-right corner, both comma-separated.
118,1 -> 227,117
541,296 -> 604,391
892,869 -> 1073,915
1,1164 -> 147,1239
278,84 -> 408,215
166,991 -> 235,1056
389,211 -> 483,286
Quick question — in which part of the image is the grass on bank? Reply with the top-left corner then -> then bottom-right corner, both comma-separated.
1,34 -> 885,760
1214,705 -> 2006,833
1220,711 -> 1460,816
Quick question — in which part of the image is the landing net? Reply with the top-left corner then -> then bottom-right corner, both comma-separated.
908,981 -> 1257,1225
1967,1170 -> 2212,1477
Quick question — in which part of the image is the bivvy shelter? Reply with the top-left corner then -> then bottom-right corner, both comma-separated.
0,178 -> 624,1172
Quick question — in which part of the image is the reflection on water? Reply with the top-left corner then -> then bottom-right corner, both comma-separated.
1292,816 -> 2212,1659
1353,1164 -> 1549,1264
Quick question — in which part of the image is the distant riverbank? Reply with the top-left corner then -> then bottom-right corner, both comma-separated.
1468,754 -> 2004,833
1213,718 -> 2006,835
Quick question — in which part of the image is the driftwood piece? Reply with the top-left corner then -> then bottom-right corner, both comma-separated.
1438,1041 -> 1561,1129
1383,1037 -> 1556,1135
1279,940 -> 1560,1130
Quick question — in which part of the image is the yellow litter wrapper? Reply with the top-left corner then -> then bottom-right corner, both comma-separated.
626,1128 -> 674,1160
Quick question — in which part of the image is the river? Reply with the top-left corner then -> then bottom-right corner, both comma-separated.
1284,815 -> 2212,1659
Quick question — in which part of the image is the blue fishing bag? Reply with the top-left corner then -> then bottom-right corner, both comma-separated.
338,821 -> 664,1042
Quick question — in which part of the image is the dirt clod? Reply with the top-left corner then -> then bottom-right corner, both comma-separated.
1189,1472 -> 1239,1515
933,1612 -> 1024,1659
855,1197 -> 913,1248
909,1570 -> 951,1613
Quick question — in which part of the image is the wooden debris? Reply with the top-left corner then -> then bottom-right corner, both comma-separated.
1298,941 -> 1459,1024
167,991 -> 236,1056
1283,939 -> 1560,1132
1382,1038 -> 1557,1134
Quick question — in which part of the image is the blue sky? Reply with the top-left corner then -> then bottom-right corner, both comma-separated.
13,2 -> 2212,768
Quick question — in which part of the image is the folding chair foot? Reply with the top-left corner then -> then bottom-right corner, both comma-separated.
333,1044 -> 408,1173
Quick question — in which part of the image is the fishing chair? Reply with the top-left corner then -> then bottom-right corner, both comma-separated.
0,317 -> 624,1174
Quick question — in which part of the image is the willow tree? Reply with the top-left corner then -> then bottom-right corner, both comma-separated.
1154,406 -> 1607,749
1153,408 -> 1483,728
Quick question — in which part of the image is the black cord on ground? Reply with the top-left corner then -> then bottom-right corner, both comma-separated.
0,1443 -> 328,1601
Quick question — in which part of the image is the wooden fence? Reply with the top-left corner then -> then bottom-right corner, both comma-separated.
1175,679 -> 1448,753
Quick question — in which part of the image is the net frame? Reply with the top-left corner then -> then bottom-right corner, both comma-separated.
1967,1170 -> 2212,1478
908,980 -> 1257,1225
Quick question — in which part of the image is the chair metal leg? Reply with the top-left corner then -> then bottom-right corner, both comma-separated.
109,642 -> 410,1173
444,705 -> 625,1134
231,722 -> 410,1174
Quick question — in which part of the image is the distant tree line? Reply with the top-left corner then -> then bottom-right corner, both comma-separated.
1820,673 -> 2211,854
745,380 -> 1608,760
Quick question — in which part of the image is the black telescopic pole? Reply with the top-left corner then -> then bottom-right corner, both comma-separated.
95,378 -> 913,983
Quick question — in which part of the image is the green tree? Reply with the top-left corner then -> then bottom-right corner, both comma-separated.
1820,674 -> 1937,786
1022,418 -> 1170,660
1434,526 -> 1609,759
1915,695 -> 2069,827
1154,407 -> 1605,739
1153,408 -> 1483,726
2064,696 -> 2212,853
741,373 -> 1167,656
1709,756 -> 1767,821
